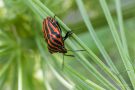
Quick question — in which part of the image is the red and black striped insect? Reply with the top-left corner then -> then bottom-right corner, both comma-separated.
42,16 -> 84,68
42,16 -> 72,54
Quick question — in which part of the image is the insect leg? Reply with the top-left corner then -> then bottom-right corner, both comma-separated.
62,54 -> 64,70
54,14 -> 56,19
63,31 -> 73,41
62,54 -> 75,70
67,50 -> 85,52
64,54 -> 75,57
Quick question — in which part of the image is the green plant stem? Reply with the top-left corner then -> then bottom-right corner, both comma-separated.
40,59 -> 53,90
66,39 -> 117,89
12,19 -> 22,90
72,34 -> 125,89
115,0 -> 129,55
54,55 -> 106,90
49,64 -> 75,89
76,0 -> 129,89
65,65 -> 106,90
11,61 -> 18,90
0,71 -> 8,89
17,50 -> 22,90
99,0 -> 135,89
0,54 -> 14,78
115,0 -> 131,89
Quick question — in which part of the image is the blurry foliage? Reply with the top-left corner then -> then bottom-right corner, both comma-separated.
0,0 -> 135,90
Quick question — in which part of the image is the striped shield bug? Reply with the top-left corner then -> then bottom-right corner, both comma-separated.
42,16 -> 72,54
42,16 -> 84,69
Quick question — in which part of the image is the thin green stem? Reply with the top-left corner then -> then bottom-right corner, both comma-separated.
49,64 -> 75,89
12,19 -> 23,90
17,50 -> 22,90
54,55 -> 106,90
115,0 -> 129,55
0,71 -> 8,89
40,59 -> 53,90
115,0 -> 131,89
76,0 -> 129,89
66,39 -> 117,89
99,0 -> 135,89
65,66 -> 106,90
0,54 -> 14,78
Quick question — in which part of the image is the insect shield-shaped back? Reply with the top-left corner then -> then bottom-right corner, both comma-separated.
42,17 -> 67,54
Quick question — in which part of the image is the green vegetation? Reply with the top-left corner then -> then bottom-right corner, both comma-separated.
0,0 -> 135,90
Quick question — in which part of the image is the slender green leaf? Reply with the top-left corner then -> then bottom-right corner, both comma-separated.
99,0 -> 135,88
0,54 -> 14,77
17,50 -> 22,90
115,0 -> 129,55
76,0 -> 129,89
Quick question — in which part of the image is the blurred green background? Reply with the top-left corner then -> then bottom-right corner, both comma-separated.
0,0 -> 135,90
